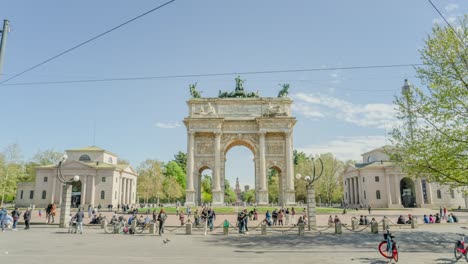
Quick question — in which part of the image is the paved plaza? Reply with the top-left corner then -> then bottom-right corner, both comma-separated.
0,209 -> 467,264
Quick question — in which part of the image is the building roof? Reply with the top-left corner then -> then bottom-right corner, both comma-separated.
66,146 -> 118,156
353,161 -> 395,169
360,145 -> 394,156
36,160 -> 137,175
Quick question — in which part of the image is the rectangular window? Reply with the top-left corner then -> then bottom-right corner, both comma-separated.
363,177 -> 365,183
101,177 -> 106,183
29,191 -> 34,199
451,190 -> 455,199
20,190 -> 24,199
364,191 -> 366,199
101,191 -> 105,199
375,176 -> 380,182
44,177 -> 48,182
42,190 -> 47,199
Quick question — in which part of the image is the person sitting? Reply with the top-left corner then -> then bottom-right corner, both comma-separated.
334,215 -> 341,224
297,216 -> 305,225
397,215 -> 406,224
90,215 -> 99,224
424,214 -> 429,224
452,214 -> 459,223
364,216 -> 369,225
328,215 -> 333,226
435,213 -> 441,223
359,215 -> 365,225
429,214 -> 435,223
405,214 -> 413,224
110,213 -> 118,225
447,214 -> 454,223
143,215 -> 151,225
342,208 -> 347,215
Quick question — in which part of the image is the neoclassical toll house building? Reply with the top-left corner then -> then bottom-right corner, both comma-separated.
15,146 -> 137,208
344,146 -> 467,209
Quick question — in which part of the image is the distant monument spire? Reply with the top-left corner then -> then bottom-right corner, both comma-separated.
235,177 -> 241,202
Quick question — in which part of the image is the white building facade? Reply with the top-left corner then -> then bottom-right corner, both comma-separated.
15,146 -> 137,208
344,146 -> 467,209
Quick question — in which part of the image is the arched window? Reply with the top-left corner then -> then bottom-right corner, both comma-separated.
108,157 -> 113,163
376,190 -> 381,200
42,190 -> 47,199
437,190 -> 442,199
79,154 -> 91,162
451,190 -> 455,199
101,190 -> 105,200
20,190 -> 24,199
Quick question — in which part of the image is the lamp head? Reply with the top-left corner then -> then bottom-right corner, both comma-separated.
72,175 -> 80,182
62,154 -> 68,162
305,175 -> 311,181
295,173 -> 302,180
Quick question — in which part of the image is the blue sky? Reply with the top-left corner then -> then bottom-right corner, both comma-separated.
1,0 -> 466,187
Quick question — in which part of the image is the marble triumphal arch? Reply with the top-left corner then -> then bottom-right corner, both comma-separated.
184,91 -> 297,206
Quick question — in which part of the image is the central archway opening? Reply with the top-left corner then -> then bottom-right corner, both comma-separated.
268,167 -> 282,205
224,145 -> 255,205
198,167 -> 212,206
400,177 -> 416,208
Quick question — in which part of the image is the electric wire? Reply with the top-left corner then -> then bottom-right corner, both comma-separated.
427,0 -> 466,47
0,0 -> 176,85
0,63 -> 422,87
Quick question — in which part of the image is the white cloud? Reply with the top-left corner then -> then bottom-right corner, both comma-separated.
445,3 -> 458,12
155,121 -> 181,129
292,93 -> 396,129
297,135 -> 388,161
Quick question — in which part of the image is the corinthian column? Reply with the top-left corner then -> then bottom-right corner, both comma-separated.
186,131 -> 195,191
212,131 -> 223,205
257,131 -> 268,205
284,130 -> 296,205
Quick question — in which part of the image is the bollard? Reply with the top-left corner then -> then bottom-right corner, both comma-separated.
223,220 -> 229,235
186,222 -> 192,235
351,218 -> 358,231
382,217 -> 388,231
131,220 -> 136,234
411,217 -> 417,229
371,221 -> 378,234
101,217 -> 107,229
335,222 -> 342,234
298,223 -> 305,236
149,223 -> 157,235
261,223 -> 267,235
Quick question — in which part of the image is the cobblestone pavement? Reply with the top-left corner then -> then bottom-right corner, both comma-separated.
0,219 -> 467,264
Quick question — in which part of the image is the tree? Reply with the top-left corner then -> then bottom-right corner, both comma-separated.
163,176 -> 184,203
224,179 -> 237,203
268,169 -> 279,203
314,153 -> 345,205
241,189 -> 256,203
163,161 -> 186,189
32,149 -> 63,165
136,159 -> 164,203
293,150 -> 312,202
0,144 -> 23,205
201,175 -> 212,203
390,16 -> 468,187
172,151 -> 187,174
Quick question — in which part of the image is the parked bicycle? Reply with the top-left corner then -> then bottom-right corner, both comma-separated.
454,231 -> 468,262
378,228 -> 399,263
136,221 -> 155,234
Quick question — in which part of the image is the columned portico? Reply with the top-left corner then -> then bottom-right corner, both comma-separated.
90,175 -> 95,207
81,175 -> 87,206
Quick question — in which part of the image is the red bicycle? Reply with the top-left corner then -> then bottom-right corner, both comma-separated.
454,232 -> 468,262
378,229 -> 399,262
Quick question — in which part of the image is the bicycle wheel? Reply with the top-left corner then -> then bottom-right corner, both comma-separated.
137,225 -> 145,234
378,241 -> 392,259
454,244 -> 463,260
392,243 -> 399,263
104,224 -> 114,234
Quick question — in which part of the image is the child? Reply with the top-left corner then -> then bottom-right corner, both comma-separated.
38,209 -> 42,218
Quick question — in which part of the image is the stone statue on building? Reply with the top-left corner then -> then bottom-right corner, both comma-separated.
189,83 -> 202,98
277,83 -> 290,98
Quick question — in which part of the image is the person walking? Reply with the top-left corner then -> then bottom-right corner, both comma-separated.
0,207 -> 7,232
367,205 -> 372,214
88,205 -> 92,218
291,207 -> 296,224
74,208 -> 85,234
11,207 -> 21,231
157,209 -> 167,236
49,204 -> 56,224
23,208 -> 31,230
443,207 -> 447,220
45,204 -> 52,224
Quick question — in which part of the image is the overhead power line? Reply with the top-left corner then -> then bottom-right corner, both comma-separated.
427,0 -> 466,47
0,0 -> 176,85
0,63 -> 422,87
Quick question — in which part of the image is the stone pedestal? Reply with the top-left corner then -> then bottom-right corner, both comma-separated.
130,220 -> 136,234
150,223 -> 157,235
59,184 -> 72,228
185,190 -> 196,206
371,222 -> 378,234
285,190 -> 296,206
212,190 -> 224,206
257,190 -> 269,206
101,217 -> 107,229
382,218 -> 389,231
411,217 -> 417,229
351,218 -> 359,230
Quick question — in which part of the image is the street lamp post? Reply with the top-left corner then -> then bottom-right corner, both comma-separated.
296,157 -> 324,231
56,154 -> 80,228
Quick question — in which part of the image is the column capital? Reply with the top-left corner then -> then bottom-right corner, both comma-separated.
258,130 -> 267,136
283,130 -> 293,136
214,131 -> 222,137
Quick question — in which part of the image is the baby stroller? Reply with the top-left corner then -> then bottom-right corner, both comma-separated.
68,215 -> 77,233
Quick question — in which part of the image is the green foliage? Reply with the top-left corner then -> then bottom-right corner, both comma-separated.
314,153 -> 346,205
32,149 -> 63,165
136,159 -> 165,203
224,179 -> 237,203
164,161 -> 186,189
390,16 -> 468,187
241,189 -> 256,203
163,176 -> 184,202
268,170 -> 280,203
172,151 -> 187,174
201,175 -> 212,203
